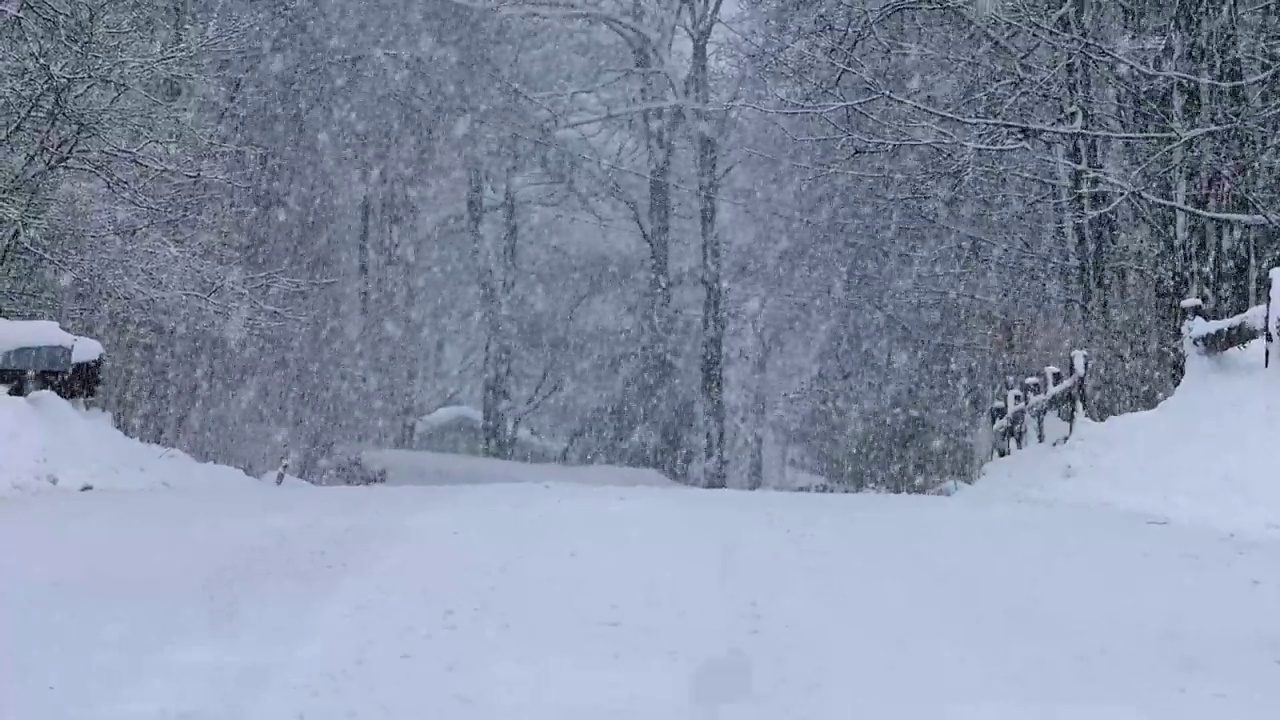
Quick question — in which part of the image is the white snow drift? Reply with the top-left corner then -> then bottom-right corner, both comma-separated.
972,338 -> 1280,538
0,391 -> 278,494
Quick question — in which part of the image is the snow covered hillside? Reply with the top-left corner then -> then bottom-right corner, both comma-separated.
972,339 -> 1280,538
5,486 -> 1280,720
0,391 -> 288,494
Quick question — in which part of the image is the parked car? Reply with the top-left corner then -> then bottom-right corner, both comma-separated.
0,318 -> 104,399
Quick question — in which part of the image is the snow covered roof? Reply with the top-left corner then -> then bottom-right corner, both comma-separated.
0,317 -> 103,363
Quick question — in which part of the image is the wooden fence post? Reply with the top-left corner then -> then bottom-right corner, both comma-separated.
1025,376 -> 1045,444
1045,366 -> 1063,390
989,399 -> 1008,458
1180,299 -> 1204,352
1267,269 -> 1280,368
1071,350 -> 1089,419
1009,385 -> 1026,450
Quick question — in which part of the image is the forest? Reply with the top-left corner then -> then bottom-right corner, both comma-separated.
3,0 -> 1277,491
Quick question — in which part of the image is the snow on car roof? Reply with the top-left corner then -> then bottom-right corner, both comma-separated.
0,317 -> 103,362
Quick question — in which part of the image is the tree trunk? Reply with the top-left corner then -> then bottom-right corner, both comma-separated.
633,40 -> 683,479
468,163 -> 493,456
471,162 -> 519,461
357,191 -> 372,324
692,35 -> 726,489
746,314 -> 770,492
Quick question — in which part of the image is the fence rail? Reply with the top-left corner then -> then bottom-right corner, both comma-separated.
1182,267 -> 1280,363
1180,299 -> 1266,355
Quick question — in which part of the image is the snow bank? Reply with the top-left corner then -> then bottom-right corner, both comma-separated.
765,465 -> 835,492
0,391 -> 282,495
971,339 -> 1280,538
416,404 -> 483,428
360,448 -> 678,489
256,470 -> 312,489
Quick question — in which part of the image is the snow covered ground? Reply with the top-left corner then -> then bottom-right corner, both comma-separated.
5,486 -> 1280,720
362,447 -> 676,488
6,340 -> 1280,718
972,339 -> 1280,539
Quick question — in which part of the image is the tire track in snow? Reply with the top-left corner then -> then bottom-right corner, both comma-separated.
99,492 -> 423,720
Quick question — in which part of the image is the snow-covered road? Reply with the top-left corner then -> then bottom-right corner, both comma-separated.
5,485 -> 1280,720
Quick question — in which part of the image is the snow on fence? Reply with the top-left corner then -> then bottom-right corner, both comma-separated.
988,350 -> 1089,458
1181,266 -> 1280,365
1181,300 -> 1266,355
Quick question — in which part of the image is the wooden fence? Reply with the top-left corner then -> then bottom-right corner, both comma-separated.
1179,270 -> 1278,362
988,350 -> 1089,458
990,267 -> 1280,461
